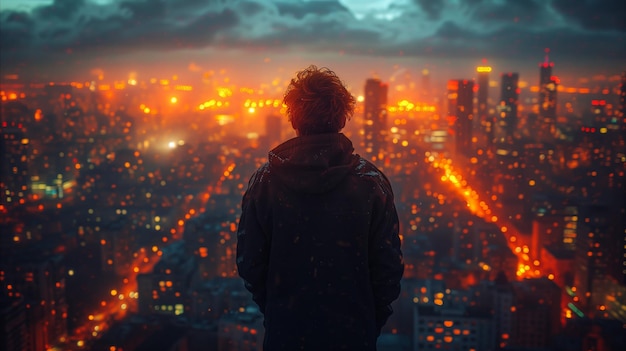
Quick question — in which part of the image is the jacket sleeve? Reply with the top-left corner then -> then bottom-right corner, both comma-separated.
236,171 -> 270,314
369,181 -> 404,335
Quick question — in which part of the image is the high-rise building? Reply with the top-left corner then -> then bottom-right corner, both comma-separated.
498,73 -> 519,139
476,64 -> 492,148
137,241 -> 195,317
0,121 -> 30,211
574,204 -> 623,315
0,255 -> 68,350
363,78 -> 388,163
619,71 -> 626,132
448,79 -> 474,155
538,52 -> 558,140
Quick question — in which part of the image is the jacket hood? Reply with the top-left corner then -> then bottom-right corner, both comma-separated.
268,133 -> 359,194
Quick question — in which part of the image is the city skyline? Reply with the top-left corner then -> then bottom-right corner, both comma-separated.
1,58 -> 624,350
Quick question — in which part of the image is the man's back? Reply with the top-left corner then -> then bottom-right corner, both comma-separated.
237,133 -> 403,350
236,65 -> 403,350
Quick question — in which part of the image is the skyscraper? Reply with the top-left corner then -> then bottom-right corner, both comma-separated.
498,73 -> 520,139
476,64 -> 492,148
0,121 -> 30,211
619,71 -> 626,132
363,78 -> 388,163
448,79 -> 474,155
538,51 -> 558,140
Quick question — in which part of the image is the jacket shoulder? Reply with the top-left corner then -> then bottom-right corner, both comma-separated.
352,157 -> 394,196
246,162 -> 271,193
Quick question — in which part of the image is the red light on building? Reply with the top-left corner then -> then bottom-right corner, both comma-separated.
591,99 -> 607,106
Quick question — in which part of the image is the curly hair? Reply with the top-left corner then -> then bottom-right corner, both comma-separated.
283,65 -> 356,135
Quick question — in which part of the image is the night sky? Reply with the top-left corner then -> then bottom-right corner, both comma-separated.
1,0 -> 624,87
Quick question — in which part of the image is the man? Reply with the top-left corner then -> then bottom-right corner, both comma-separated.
236,65 -> 403,350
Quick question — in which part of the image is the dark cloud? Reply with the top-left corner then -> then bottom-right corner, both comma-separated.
467,0 -> 552,28
0,0 -> 624,76
551,0 -> 626,32
276,0 -> 350,19
412,0 -> 446,19
0,11 -> 35,50
119,0 -> 167,22
33,0 -> 86,20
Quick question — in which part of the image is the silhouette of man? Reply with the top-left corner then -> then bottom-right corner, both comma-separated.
237,65 -> 403,350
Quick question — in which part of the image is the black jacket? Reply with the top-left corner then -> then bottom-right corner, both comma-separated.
236,133 -> 403,350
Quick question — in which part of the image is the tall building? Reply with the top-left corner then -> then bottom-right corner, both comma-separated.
0,255 -> 68,350
137,241 -> 195,318
538,52 -> 558,141
574,204 -> 622,315
363,78 -> 388,163
476,64 -> 492,148
448,79 -> 474,155
0,121 -> 30,211
619,71 -> 626,132
497,73 -> 519,139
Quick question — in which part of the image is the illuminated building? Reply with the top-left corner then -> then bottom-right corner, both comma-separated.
530,195 -> 578,254
0,255 -> 68,350
619,71 -> 626,132
497,73 -> 519,139
99,219 -> 135,277
476,65 -> 492,148
413,304 -> 495,351
137,241 -> 194,318
538,52 -> 558,141
389,278 -> 446,336
363,78 -> 388,163
1,121 -> 29,210
447,79 -> 474,155
541,246 -> 574,288
492,139 -> 523,206
184,207 -> 237,280
451,217 -> 479,265
574,205 -> 622,315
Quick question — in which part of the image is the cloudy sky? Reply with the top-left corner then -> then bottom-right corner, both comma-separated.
1,0 -> 624,87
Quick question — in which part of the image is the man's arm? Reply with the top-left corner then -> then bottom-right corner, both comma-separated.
369,187 -> 404,335
236,176 -> 270,314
